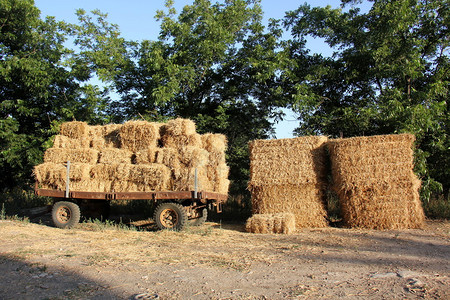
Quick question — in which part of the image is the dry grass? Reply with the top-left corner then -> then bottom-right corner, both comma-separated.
328,134 -> 425,229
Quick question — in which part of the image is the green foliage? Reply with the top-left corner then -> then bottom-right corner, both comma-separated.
284,0 -> 449,199
0,0 -> 108,189
90,0 -> 288,195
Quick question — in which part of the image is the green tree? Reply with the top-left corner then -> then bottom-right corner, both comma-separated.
284,0 -> 449,197
0,0 -> 107,189
102,0 -> 288,195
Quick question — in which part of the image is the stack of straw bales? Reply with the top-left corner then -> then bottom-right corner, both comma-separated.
248,136 -> 329,229
328,134 -> 425,229
34,119 -> 229,194
245,213 -> 296,234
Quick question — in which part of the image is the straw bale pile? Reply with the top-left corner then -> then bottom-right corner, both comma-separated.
34,119 -> 229,195
248,136 -> 329,229
245,213 -> 296,234
328,134 -> 425,229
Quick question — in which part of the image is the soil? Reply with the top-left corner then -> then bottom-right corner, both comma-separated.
0,215 -> 449,300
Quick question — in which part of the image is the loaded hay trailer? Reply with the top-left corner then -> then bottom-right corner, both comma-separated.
34,119 -> 229,231
35,167 -> 226,231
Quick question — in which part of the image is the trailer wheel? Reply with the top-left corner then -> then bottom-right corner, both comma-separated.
189,208 -> 207,226
52,201 -> 81,229
154,202 -> 187,231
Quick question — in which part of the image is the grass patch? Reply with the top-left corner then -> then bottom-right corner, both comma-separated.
0,188 -> 51,217
423,195 -> 450,219
81,218 -> 139,232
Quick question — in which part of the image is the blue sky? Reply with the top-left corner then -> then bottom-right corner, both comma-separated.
33,0 -> 365,138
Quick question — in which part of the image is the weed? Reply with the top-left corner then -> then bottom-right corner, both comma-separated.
1,203 -> 5,220
82,218 -> 138,232
423,195 -> 450,219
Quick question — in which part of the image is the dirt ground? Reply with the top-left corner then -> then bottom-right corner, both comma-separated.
0,216 -> 449,300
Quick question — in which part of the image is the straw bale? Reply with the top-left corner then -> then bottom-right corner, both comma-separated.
44,148 -> 99,164
161,118 -> 196,136
88,125 -> 104,138
215,178 -> 230,195
53,135 -> 89,149
179,146 -> 209,168
201,133 -> 227,153
135,147 -> 158,164
328,134 -> 424,229
90,164 -> 119,180
120,121 -> 159,152
125,164 -> 171,191
173,167 -> 212,192
161,133 -> 202,149
245,213 -> 296,234
60,121 -> 88,139
155,148 -> 181,170
103,124 -> 122,148
249,136 -> 328,186
34,162 -> 92,190
90,137 -> 105,150
98,149 -> 133,164
208,150 -> 226,166
70,179 -> 113,192
249,184 -> 328,228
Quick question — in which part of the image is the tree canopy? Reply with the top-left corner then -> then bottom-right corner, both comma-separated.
283,0 -> 449,197
1,0 -> 448,201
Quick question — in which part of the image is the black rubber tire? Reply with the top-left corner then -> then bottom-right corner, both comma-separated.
189,208 -> 207,226
154,202 -> 187,231
52,201 -> 81,229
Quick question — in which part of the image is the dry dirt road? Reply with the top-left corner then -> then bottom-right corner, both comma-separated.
0,218 -> 449,300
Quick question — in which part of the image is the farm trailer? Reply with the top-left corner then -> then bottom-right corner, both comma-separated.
34,166 -> 227,231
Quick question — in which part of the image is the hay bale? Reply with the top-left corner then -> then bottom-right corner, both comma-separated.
161,118 -> 196,136
248,136 -> 329,228
245,213 -> 296,234
201,133 -> 227,153
249,136 -> 328,185
328,134 -> 425,229
98,149 -> 132,164
103,124 -> 122,148
155,148 -> 181,170
34,162 -> 92,190
90,164 -> 120,181
60,121 -> 89,139
161,133 -> 202,149
135,147 -> 158,164
44,148 -> 99,164
120,121 -> 159,152
70,179 -> 113,192
53,135 -> 89,149
249,184 -> 328,228
112,164 -> 171,192
173,167 -> 212,192
179,146 -> 209,168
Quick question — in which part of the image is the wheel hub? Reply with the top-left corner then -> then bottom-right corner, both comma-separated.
57,206 -> 71,224
160,208 -> 178,228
